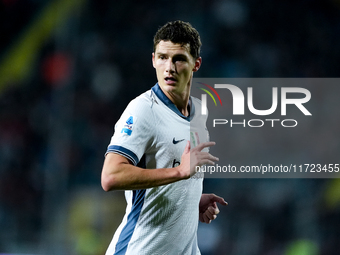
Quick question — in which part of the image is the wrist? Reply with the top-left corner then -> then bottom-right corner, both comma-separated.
175,165 -> 190,180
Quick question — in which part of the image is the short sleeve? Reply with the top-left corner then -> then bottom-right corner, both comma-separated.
106,94 -> 153,165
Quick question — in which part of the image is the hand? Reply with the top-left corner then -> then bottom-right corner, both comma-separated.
199,193 -> 228,224
178,141 -> 219,179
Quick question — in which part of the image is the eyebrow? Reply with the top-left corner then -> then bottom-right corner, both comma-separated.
156,52 -> 189,59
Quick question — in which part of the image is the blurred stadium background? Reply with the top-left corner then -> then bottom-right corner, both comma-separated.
1,0 -> 340,254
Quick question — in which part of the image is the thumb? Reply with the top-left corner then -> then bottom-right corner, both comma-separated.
183,140 -> 190,154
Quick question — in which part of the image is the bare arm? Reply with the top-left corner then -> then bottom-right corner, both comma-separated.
101,141 -> 218,191
101,153 -> 184,191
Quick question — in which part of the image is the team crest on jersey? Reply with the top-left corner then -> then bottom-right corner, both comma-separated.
121,116 -> 133,136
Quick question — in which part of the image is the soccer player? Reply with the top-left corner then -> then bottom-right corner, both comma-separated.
101,20 -> 227,255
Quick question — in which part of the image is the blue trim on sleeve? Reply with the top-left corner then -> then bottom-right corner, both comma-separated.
114,189 -> 146,255
151,83 -> 195,121
107,145 -> 139,166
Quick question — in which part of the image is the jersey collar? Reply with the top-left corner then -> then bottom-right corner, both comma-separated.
151,83 -> 195,121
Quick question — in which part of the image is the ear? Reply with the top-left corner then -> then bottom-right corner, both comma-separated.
193,57 -> 202,72
152,52 -> 156,68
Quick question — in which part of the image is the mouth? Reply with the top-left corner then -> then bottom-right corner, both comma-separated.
164,76 -> 177,84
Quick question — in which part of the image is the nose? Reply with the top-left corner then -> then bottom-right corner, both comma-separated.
165,58 -> 175,73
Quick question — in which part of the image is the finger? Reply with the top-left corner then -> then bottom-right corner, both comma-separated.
199,214 -> 204,223
197,152 -> 219,161
199,159 -> 218,166
193,141 -> 216,152
208,205 -> 220,215
210,194 -> 228,206
203,213 -> 211,224
205,209 -> 217,221
197,158 -> 219,167
195,152 -> 219,165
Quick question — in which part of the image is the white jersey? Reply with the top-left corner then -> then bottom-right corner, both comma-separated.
105,83 -> 209,255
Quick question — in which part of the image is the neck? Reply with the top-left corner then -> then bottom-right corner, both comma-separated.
169,91 -> 190,116
160,85 -> 191,117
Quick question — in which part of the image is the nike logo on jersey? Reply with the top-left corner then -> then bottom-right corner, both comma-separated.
173,138 -> 185,144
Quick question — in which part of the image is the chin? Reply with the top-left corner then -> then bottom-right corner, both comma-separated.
160,82 -> 176,91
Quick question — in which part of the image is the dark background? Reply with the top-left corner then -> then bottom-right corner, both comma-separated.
0,0 -> 340,254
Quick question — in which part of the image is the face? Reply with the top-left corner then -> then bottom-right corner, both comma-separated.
152,40 -> 202,98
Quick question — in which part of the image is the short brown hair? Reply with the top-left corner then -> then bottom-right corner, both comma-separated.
153,20 -> 202,59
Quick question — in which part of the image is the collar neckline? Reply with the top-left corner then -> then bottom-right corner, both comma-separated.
151,83 -> 194,121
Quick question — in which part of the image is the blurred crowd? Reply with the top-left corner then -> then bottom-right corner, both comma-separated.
0,0 -> 340,254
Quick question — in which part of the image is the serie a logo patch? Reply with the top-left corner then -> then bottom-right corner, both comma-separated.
121,116 -> 133,136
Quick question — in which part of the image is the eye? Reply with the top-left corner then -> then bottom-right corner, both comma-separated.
159,55 -> 166,60
174,56 -> 186,62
